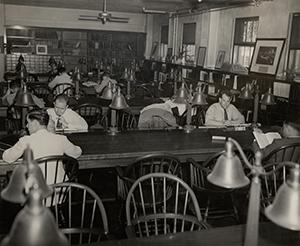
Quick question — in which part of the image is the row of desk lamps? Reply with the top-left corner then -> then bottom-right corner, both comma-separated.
1,143 -> 299,245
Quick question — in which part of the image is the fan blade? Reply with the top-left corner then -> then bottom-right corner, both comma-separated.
110,16 -> 130,21
108,18 -> 129,23
78,17 -> 99,21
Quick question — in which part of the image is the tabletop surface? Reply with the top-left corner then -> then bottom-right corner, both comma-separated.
0,127 -> 254,172
87,223 -> 300,246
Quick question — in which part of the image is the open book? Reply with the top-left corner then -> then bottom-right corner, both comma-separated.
253,131 -> 282,149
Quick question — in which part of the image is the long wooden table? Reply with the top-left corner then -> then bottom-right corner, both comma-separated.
88,223 -> 300,246
0,128 -> 254,174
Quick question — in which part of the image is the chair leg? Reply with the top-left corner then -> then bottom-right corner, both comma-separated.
204,199 -> 210,222
230,194 -> 240,223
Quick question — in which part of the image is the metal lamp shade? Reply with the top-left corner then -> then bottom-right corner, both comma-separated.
192,87 -> 207,105
265,165 -> 300,231
261,88 -> 276,105
207,141 -> 250,189
1,188 -> 69,246
109,88 -> 129,110
15,85 -> 36,107
1,148 -> 52,204
239,84 -> 253,100
100,81 -> 115,100
173,83 -> 188,104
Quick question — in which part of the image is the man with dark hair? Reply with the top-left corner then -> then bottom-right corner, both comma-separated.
94,71 -> 117,94
205,90 -> 245,126
2,109 -> 82,163
47,94 -> 88,131
2,80 -> 45,108
48,66 -> 73,89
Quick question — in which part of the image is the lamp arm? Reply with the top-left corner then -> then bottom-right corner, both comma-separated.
228,137 -> 254,170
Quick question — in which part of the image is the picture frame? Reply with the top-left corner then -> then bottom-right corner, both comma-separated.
196,46 -> 206,67
249,38 -> 285,76
215,50 -> 225,69
150,41 -> 158,59
36,44 -> 47,55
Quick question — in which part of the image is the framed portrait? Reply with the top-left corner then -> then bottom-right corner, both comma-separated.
196,46 -> 206,67
249,38 -> 285,76
150,41 -> 158,59
36,44 -> 47,55
215,50 -> 225,69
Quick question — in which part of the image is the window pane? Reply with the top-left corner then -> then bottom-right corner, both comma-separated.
161,25 -> 169,44
290,14 -> 300,49
183,23 -> 196,44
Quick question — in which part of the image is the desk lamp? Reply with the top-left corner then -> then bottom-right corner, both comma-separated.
126,68 -> 135,100
108,87 -> 129,135
74,67 -> 81,100
100,81 -> 116,100
1,147 -> 69,246
15,70 -> 36,128
207,138 -> 300,246
1,147 -> 51,204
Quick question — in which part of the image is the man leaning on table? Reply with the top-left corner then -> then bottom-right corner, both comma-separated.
205,90 -> 245,126
47,94 -> 88,131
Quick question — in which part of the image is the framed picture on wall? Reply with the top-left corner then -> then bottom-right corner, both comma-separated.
249,38 -> 285,76
196,46 -> 206,67
36,44 -> 48,55
215,50 -> 225,69
150,41 -> 158,59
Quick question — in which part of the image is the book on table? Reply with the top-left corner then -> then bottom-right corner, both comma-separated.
253,131 -> 282,149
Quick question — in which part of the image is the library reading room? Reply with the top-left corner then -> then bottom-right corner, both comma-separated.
0,0 -> 300,245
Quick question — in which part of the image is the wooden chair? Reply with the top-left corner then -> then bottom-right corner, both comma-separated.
47,182 -> 109,245
187,152 -> 245,223
52,83 -> 74,97
35,155 -> 79,185
73,103 -> 104,128
115,153 -> 182,200
125,173 -> 208,238
31,84 -> 53,105
260,142 -> 300,209
5,104 -> 22,134
105,108 -> 138,131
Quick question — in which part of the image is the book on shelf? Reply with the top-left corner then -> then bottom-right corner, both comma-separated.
253,131 -> 282,149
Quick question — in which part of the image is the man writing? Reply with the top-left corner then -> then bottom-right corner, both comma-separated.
47,95 -> 88,131
205,90 -> 245,126
2,109 -> 82,163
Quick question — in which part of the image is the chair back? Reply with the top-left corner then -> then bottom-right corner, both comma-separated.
73,103 -> 103,128
125,173 -> 207,238
262,142 -> 300,164
52,83 -> 74,97
117,153 -> 182,200
5,105 -> 22,134
35,155 -> 79,185
105,108 -> 138,131
47,182 -> 109,245
31,84 -> 53,105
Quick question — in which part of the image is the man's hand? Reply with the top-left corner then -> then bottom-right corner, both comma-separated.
60,116 -> 69,128
47,119 -> 56,133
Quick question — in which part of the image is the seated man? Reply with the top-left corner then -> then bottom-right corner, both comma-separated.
48,66 -> 73,89
2,109 -> 82,162
47,94 -> 88,131
2,80 -> 45,108
205,90 -> 245,126
94,71 -> 118,94
2,109 -> 82,186
138,99 -> 185,129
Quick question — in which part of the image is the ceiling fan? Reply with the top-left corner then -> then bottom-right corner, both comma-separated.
78,0 -> 130,24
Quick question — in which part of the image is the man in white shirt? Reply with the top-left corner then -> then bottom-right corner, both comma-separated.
205,90 -> 245,126
2,109 -> 82,185
48,66 -> 73,89
47,95 -> 88,131
94,71 -> 118,94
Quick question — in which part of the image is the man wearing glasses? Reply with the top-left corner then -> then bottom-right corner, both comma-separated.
47,94 -> 88,131
205,90 -> 245,126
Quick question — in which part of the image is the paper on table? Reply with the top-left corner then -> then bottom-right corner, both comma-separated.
253,131 -> 282,149
82,81 -> 98,87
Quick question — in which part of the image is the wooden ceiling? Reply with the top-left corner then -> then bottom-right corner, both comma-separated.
4,0 -> 265,14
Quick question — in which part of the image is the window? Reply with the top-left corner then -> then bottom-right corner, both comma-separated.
160,25 -> 169,60
287,13 -> 300,79
232,17 -> 259,67
182,23 -> 196,63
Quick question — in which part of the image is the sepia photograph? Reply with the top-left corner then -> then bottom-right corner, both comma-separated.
0,1 -> 299,246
